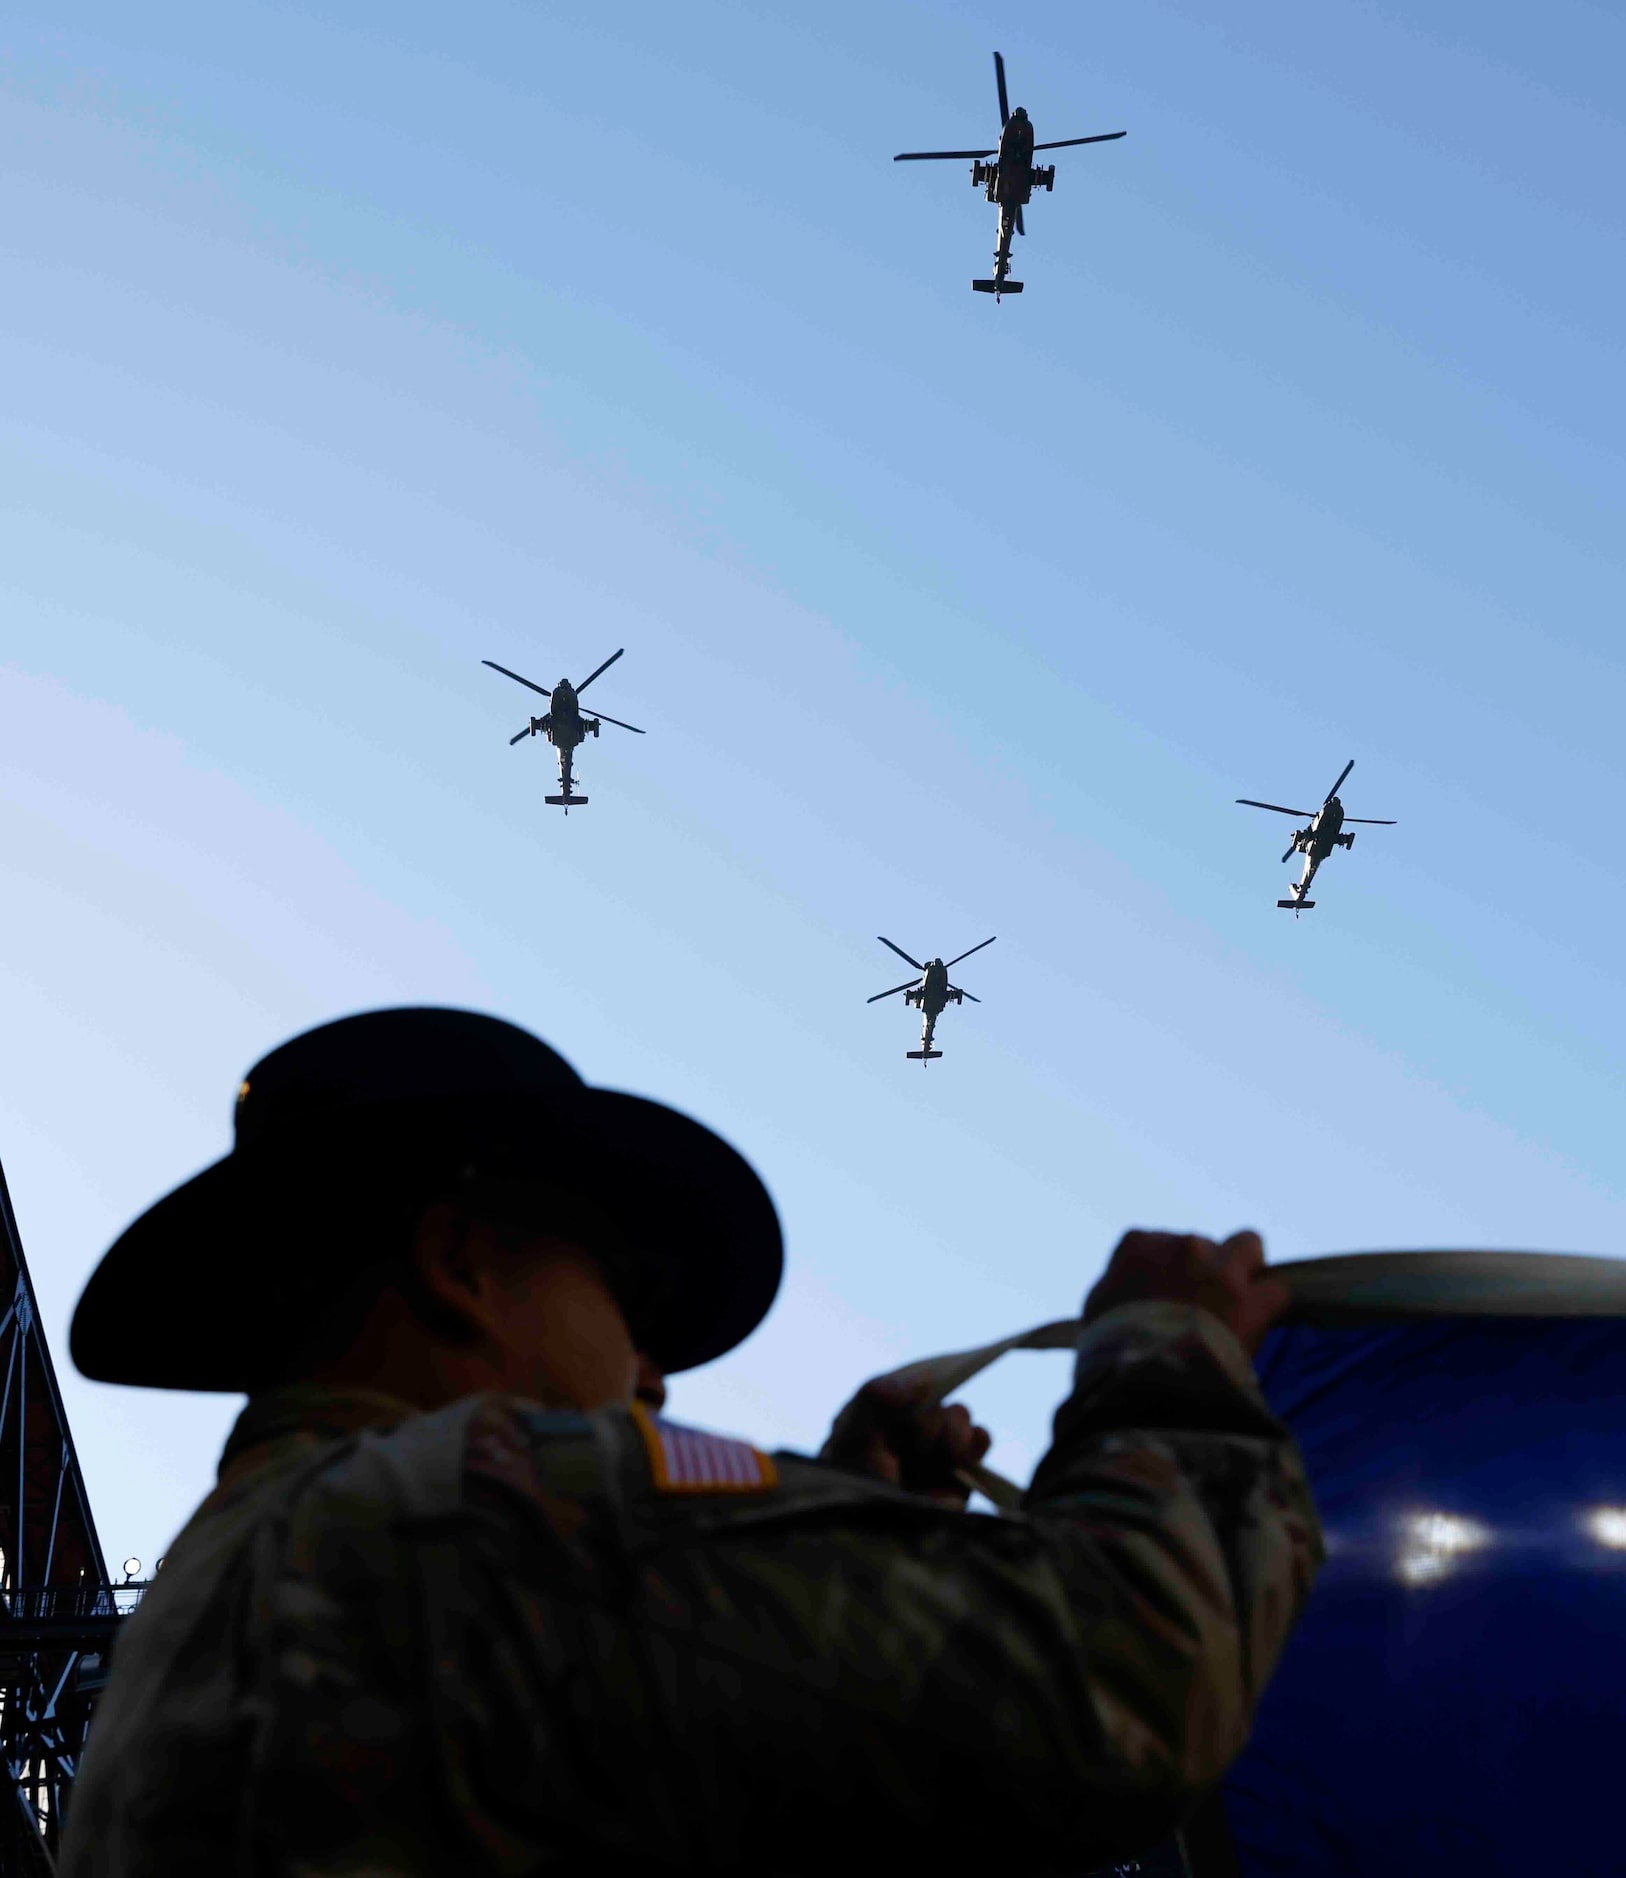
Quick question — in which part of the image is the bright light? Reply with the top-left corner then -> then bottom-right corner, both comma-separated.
1397,1511 -> 1488,1586
1585,1507 -> 1626,1550
1397,1548 -> 1450,1586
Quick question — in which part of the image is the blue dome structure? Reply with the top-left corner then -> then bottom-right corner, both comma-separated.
1218,1251 -> 1626,1876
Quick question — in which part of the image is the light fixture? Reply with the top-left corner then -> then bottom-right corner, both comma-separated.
121,1557 -> 141,1580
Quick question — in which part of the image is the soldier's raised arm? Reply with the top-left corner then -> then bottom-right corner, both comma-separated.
601,1228 -> 1322,1869
813,1232 -> 1319,1825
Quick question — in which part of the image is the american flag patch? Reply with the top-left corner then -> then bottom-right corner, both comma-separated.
631,1403 -> 779,1495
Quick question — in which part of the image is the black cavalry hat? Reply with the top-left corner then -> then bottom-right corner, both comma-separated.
71,1008 -> 784,1391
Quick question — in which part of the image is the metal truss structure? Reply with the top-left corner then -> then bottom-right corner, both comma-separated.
0,1160 -> 123,1874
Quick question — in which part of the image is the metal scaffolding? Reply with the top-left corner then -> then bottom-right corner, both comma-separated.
0,1161 -> 123,1874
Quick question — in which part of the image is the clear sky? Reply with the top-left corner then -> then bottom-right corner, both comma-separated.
1,0 -> 1623,1571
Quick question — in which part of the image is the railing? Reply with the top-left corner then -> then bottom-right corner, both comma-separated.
1,1588 -> 125,1624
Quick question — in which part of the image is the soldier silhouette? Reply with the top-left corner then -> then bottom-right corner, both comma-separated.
63,1007 -> 1320,1875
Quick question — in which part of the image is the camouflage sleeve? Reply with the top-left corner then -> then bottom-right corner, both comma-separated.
1022,1301 -> 1324,1799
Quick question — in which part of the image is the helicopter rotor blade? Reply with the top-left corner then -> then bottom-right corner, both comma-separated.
509,725 -> 535,746
1014,205 -> 1025,238
590,710 -> 646,735
1032,131 -> 1128,151
1324,759 -> 1355,803
945,935 -> 997,969
877,936 -> 926,971
893,148 -> 997,161
1345,818 -> 1397,826
483,660 -> 552,699
994,50 -> 1010,127
867,980 -> 917,1005
1236,799 -> 1313,817
1282,843 -> 1298,865
951,987 -> 981,1003
575,648 -> 625,694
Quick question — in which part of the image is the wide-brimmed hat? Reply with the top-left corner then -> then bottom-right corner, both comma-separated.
71,1007 -> 783,1390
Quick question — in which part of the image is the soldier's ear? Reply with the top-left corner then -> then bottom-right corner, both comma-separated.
407,1202 -> 501,1344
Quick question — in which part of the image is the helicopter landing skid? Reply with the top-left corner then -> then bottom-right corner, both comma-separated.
972,278 -> 1022,295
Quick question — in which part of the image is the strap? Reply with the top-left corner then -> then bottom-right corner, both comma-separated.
868,1316 -> 1085,1512
862,1248 -> 1613,1513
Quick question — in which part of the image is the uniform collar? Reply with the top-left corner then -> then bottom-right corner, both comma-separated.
218,1384 -> 419,1484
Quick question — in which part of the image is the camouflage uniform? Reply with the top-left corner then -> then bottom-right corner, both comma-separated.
60,1302 -> 1321,1876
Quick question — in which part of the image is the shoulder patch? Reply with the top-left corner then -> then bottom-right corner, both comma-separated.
631,1403 -> 779,1495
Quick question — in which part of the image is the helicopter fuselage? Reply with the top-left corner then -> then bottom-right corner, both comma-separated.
537,681 -> 599,753
904,958 -> 958,1020
1302,797 -> 1347,862
971,112 -> 1055,293
485,649 -> 639,813
905,961 -> 963,1063
523,683 -> 602,806
989,114 -> 1037,203
1238,760 -> 1388,912
894,54 -> 1124,303
870,933 -> 992,1064
1284,798 -> 1358,902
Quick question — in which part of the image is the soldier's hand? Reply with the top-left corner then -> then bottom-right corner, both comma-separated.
819,1376 -> 993,1508
1083,1229 -> 1289,1356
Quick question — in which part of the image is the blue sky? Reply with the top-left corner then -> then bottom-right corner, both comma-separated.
1,0 -> 1623,1568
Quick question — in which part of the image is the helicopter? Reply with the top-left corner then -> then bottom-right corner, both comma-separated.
868,935 -> 995,1063
483,649 -> 644,812
1236,759 -> 1395,912
893,51 -> 1125,300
